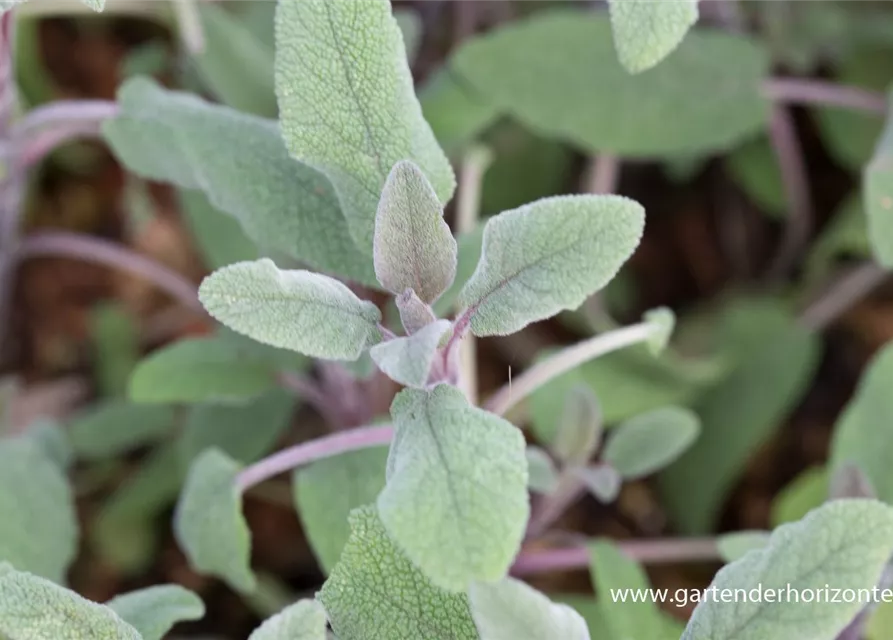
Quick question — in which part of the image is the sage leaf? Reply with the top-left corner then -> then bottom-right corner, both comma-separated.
275,0 -> 455,252
608,0 -> 698,74
179,189 -> 258,270
458,195 -> 644,337
104,78 -> 376,286
248,599 -> 327,640
727,137 -> 785,219
0,569 -> 141,640
379,384 -> 529,591
0,438 -> 77,582
89,303 -> 139,398
318,506 -> 478,640
602,406 -> 700,479
716,531 -> 770,563
199,259 -> 382,361
174,448 -> 255,593
373,160 -> 457,302
863,98 -> 893,267
469,577 -> 590,640
420,69 -> 501,152
396,288 -> 437,334
682,500 -> 893,640
451,11 -> 769,157
552,596 -> 610,639
771,466 -> 829,527
28,420 -> 72,470
526,446 -> 559,494
106,585 -> 205,640
293,446 -> 389,574
553,385 -> 602,466
573,464 -> 622,504
69,400 -> 175,460
644,307 -> 676,355
369,320 -> 451,388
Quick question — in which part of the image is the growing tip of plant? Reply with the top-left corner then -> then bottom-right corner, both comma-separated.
644,306 -> 676,355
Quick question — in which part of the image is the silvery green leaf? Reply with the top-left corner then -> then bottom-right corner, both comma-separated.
373,161 -> 457,303
248,599 -> 327,640
379,385 -> 529,592
451,11 -> 769,157
293,446 -> 389,574
0,438 -> 77,582
573,464 -> 622,504
458,195 -> 644,337
369,320 -> 451,388
469,577 -> 590,640
69,400 -> 175,460
526,446 -> 559,494
174,448 -> 255,593
199,259 -> 382,361
420,68 -> 501,153
396,289 -> 437,334
89,303 -> 139,398
553,385 -> 602,466
603,406 -> 700,479
275,0 -> 455,252
104,78 -> 376,286
0,569 -> 140,639
106,585 -> 205,640
771,466 -> 828,527
179,189 -> 258,270
643,307 -> 676,355
608,0 -> 698,74
716,531 -> 770,563
863,98 -> 893,267
318,506 -> 478,640
682,500 -> 893,640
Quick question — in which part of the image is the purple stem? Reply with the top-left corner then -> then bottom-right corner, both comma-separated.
582,154 -> 619,195
276,371 -> 342,429
0,12 -> 18,137
235,424 -> 394,491
12,100 -> 119,136
763,78 -> 888,115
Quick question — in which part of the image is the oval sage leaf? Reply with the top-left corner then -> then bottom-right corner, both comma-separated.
369,319 -> 452,388
199,259 -> 382,361
863,98 -> 893,267
106,585 -> 205,640
458,195 -> 644,337
602,406 -> 700,479
608,0 -> 698,74
247,599 -> 327,640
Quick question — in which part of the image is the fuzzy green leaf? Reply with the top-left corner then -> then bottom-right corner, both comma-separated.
396,289 -> 437,335
716,531 -> 770,563
863,99 -> 893,267
199,259 -> 382,361
608,0 -> 698,73
452,11 -> 769,157
369,320 -> 451,388
469,577 -> 590,640
682,500 -> 893,640
106,585 -> 205,640
174,448 -> 255,593
379,385 -> 529,591
458,195 -> 644,336
373,161 -> 457,302
104,78 -> 376,286
553,385 -> 602,466
293,446 -> 389,575
0,569 -> 140,639
0,438 -> 77,582
274,0 -> 455,252
318,506 -> 478,640
602,406 -> 700,479
526,446 -> 559,494
573,464 -> 622,504
179,189 -> 258,270
248,599 -> 327,640
69,400 -> 175,460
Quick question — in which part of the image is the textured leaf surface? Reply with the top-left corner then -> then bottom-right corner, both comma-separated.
275,0 -> 455,252
864,99 -> 893,267
69,400 -> 175,460
106,585 -> 205,640
379,385 -> 529,591
602,406 -> 700,479
318,506 -> 478,640
373,161 -> 457,302
370,320 -> 451,388
174,448 -> 255,593
458,195 -> 644,336
293,446 -> 389,574
608,0 -> 698,73
0,570 -> 140,639
452,11 -> 769,156
0,438 -> 77,582
682,500 -> 893,640
179,189 -> 258,270
199,259 -> 382,360
716,531 -> 770,563
104,78 -> 375,285
248,599 -> 327,640
469,577 -> 590,640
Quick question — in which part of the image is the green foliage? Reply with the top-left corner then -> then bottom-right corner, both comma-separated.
433,226 -> 484,318
681,500 -> 893,640
293,446 -> 389,574
199,259 -> 382,360
174,448 -> 255,593
68,401 -> 175,460
89,304 -> 139,398
379,385 -> 529,592
106,585 -> 205,640
370,320 -> 451,388
607,0 -> 698,74
727,136 -> 786,218
864,98 -> 893,266
469,577 -> 590,640
104,78 -> 376,286
274,0 -> 455,252
247,599 -> 327,640
318,506 -> 479,640
771,466 -> 829,527
602,406 -> 700,479
458,195 -> 644,336
451,11 -> 769,156
715,531 -> 771,563
525,446 -> 559,494
574,464 -> 622,504
806,192 -> 871,280
395,289 -> 438,335
420,69 -> 501,152
552,385 -> 602,466
179,189 -> 258,270
643,307 -> 676,355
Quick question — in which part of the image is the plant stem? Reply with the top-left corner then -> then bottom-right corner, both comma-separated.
763,78 -> 888,115
799,262 -> 890,331
235,424 -> 393,491
485,322 -> 654,416
12,100 -> 119,136
16,231 -> 205,314
174,0 -> 206,54
581,154 -> 619,195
